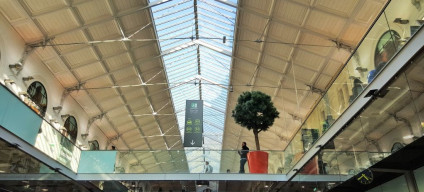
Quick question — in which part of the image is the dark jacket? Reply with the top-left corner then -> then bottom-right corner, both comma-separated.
239,146 -> 249,158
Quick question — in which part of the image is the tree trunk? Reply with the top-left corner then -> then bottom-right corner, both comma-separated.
253,129 -> 260,150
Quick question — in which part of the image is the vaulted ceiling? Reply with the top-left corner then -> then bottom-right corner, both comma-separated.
0,0 -> 387,173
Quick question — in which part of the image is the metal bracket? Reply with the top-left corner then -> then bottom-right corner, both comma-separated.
86,112 -> 107,132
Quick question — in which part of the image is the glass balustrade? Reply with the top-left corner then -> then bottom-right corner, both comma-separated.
300,33 -> 424,190
282,0 -> 424,174
34,120 -> 81,172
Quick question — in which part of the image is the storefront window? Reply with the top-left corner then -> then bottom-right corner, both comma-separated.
26,81 -> 48,116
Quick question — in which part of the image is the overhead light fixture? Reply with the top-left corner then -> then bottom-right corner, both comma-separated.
355,67 -> 368,72
52,106 -> 62,112
19,91 -> 29,97
50,119 -> 58,124
3,79 -> 15,84
9,63 -> 23,70
81,133 -> 89,140
394,18 -> 409,24
61,114 -> 70,119
22,76 -> 34,81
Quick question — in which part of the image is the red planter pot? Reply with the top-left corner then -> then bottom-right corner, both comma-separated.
247,151 -> 268,173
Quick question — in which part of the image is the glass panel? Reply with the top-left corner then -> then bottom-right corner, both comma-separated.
284,131 -> 304,173
360,72 -> 421,156
301,105 -> 324,152
333,118 -> 367,175
78,151 -> 117,173
0,85 -> 42,145
352,11 -> 391,86
325,66 -> 353,121
404,52 -> 424,139
0,138 -> 54,174
384,0 -> 424,53
106,150 -> 286,174
367,175 -> 409,192
319,150 -> 340,175
414,165 -> 424,192
35,120 -> 81,172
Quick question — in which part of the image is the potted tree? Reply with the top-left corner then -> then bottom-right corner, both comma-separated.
232,91 -> 279,173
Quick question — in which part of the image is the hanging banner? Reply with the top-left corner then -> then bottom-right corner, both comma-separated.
183,100 -> 203,147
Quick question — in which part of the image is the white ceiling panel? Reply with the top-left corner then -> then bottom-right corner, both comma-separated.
53,30 -> 88,53
262,54 -> 288,74
112,0 -> 148,14
314,74 -> 333,90
273,0 -> 308,26
331,48 -> 352,63
0,0 -> 26,22
340,23 -> 368,46
76,0 -> 112,24
89,89 -> 119,102
235,46 -> 260,62
355,0 -> 384,23
23,0 -> 66,15
297,32 -> 334,57
36,9 -> 79,36
119,12 -> 150,32
293,49 -> 326,72
84,75 -> 114,88
54,71 -> 79,88
237,30 -> 262,50
305,10 -> 346,37
12,21 -> 43,42
268,22 -> 299,43
96,41 -> 127,58
87,20 -> 121,40
242,0 -> 272,15
316,0 -> 359,17
43,58 -> 68,74
73,62 -> 106,80
111,67 -> 138,82
264,43 -> 293,61
239,11 -> 267,33
100,97 -> 125,112
104,53 -> 132,70
64,47 -> 98,68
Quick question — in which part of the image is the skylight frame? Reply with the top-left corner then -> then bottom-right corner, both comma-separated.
150,0 -> 238,173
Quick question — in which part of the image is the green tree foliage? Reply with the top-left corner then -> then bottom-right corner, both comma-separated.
232,91 -> 279,150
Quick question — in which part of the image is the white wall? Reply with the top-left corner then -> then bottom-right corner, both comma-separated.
0,13 -> 108,150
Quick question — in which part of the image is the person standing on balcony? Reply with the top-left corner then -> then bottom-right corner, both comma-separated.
205,161 -> 213,173
238,142 -> 249,173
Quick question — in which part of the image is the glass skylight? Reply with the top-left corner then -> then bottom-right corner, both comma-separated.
150,0 -> 237,173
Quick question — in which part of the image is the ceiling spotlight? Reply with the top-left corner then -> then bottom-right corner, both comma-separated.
50,119 -> 58,124
9,63 -> 23,70
81,133 -> 89,140
355,66 -> 368,72
22,76 -> 34,81
53,106 -> 62,112
61,114 -> 70,119
19,91 -> 29,97
4,79 -> 15,84
393,18 -> 409,24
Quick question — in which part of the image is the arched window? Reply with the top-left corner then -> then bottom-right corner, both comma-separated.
89,140 -> 100,150
27,81 -> 48,116
374,30 -> 401,67
63,116 -> 78,143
